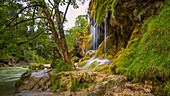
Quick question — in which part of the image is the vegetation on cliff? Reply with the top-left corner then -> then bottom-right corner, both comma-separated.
109,1 -> 170,95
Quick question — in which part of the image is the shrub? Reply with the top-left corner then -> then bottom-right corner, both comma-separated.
52,59 -> 71,73
115,67 -> 127,74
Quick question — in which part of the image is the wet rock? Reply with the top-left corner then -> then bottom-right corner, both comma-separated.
15,68 -> 51,93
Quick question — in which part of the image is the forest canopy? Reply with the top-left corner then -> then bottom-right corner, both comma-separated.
0,0 -> 87,67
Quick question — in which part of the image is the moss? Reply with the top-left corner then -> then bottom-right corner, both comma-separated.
94,0 -> 117,24
87,61 -> 98,70
95,41 -> 104,58
82,50 -> 91,61
15,70 -> 31,91
115,67 -> 127,74
70,76 -> 90,92
78,60 -> 87,67
59,86 -> 67,92
38,64 -> 44,70
136,9 -> 146,17
29,63 -> 37,71
106,55 -> 113,59
71,56 -> 79,63
94,64 -> 109,72
109,2 -> 170,95
49,74 -> 62,93
90,51 -> 95,58
83,23 -> 91,49
95,35 -> 118,59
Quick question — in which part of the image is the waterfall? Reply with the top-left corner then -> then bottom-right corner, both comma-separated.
104,15 -> 107,56
90,19 -> 97,50
95,23 -> 98,50
89,14 -> 107,51
93,22 -> 95,50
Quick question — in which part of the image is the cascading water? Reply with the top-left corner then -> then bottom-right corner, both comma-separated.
89,14 -> 108,52
79,14 -> 110,70
90,19 -> 96,50
81,50 -> 110,70
104,15 -> 107,56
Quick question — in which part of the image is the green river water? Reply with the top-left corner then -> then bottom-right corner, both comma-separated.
0,67 -> 28,96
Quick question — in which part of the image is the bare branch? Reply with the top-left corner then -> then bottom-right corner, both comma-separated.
32,6 -> 37,24
48,0 -> 54,7
62,0 -> 72,24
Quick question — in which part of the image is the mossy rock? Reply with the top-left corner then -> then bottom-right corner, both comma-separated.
94,64 -> 109,72
15,70 -> 31,91
82,50 -> 91,61
90,51 -> 96,58
115,67 -> 127,74
95,35 -> 117,59
78,60 -> 87,67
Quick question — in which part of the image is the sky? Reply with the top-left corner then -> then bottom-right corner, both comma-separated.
59,0 -> 89,30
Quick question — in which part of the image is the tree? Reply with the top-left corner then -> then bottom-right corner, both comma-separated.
66,15 -> 87,56
0,0 -> 81,69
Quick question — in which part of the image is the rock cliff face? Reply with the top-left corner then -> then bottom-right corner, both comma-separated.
86,0 -> 169,95
88,0 -> 164,58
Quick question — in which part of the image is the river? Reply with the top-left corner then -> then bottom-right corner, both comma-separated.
0,67 -> 28,96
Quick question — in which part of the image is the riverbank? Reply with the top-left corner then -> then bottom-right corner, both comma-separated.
15,67 -> 153,96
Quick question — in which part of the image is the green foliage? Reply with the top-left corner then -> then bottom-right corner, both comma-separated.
70,77 -> 89,92
109,2 -> 170,95
136,9 -> 146,17
49,74 -> 62,93
115,67 -> 127,74
29,63 -> 37,71
94,0 -> 117,24
0,0 -> 81,66
71,56 -> 79,63
66,15 -> 87,51
52,59 -> 71,73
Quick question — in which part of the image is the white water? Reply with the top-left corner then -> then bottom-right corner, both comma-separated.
89,14 -> 108,54
104,15 -> 107,55
31,68 -> 49,78
81,50 -> 110,70
83,14 -> 109,70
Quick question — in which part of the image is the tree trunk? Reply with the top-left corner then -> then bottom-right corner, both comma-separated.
42,4 -> 73,69
53,0 -> 72,64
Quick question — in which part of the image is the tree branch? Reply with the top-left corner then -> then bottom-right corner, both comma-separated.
32,6 -> 37,24
62,0 -> 72,24
3,4 -> 42,30
48,0 -> 54,7
12,17 -> 47,27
